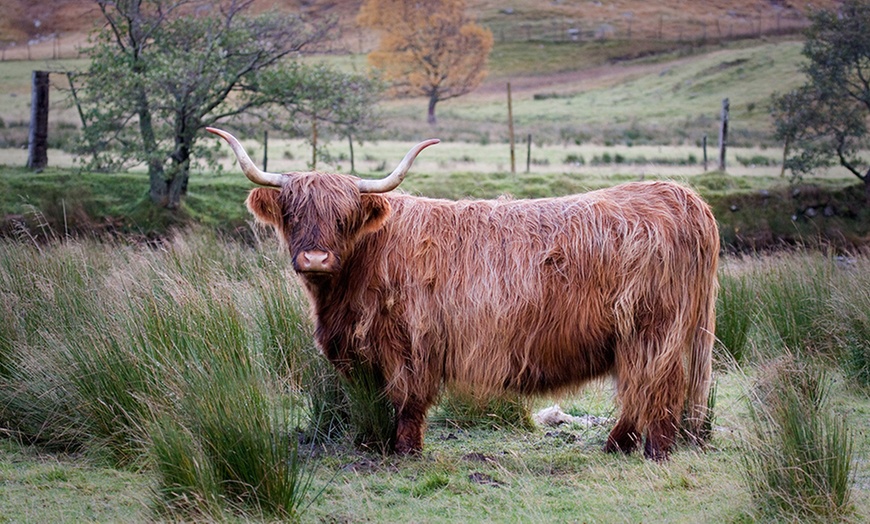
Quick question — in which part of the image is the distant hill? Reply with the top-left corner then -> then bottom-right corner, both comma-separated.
0,0 -> 353,45
0,0 -> 840,47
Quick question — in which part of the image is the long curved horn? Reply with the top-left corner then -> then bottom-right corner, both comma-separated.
356,139 -> 440,193
206,127 -> 285,187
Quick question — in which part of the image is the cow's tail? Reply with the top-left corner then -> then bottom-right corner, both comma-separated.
682,255 -> 717,445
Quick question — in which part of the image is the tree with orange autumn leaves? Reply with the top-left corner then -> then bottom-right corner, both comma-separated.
358,0 -> 494,125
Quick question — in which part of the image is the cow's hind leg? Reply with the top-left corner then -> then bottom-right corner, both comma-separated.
641,349 -> 686,461
610,324 -> 687,460
604,417 -> 641,454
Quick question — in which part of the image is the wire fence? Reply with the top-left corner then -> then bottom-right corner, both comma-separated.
1,12 -> 812,62
0,34 -> 85,61
490,13 -> 809,44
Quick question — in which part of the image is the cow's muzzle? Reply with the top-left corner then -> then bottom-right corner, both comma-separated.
294,250 -> 337,274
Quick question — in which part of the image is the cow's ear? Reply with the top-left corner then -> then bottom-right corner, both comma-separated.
246,188 -> 282,227
359,194 -> 391,235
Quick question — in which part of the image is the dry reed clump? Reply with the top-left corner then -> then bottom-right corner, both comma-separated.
716,253 -> 862,520
716,252 -> 870,376
0,232 -> 321,519
741,355 -> 854,521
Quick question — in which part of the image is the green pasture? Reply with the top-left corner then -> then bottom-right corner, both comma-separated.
0,232 -> 868,522
0,38 -> 808,146
1,26 -> 869,523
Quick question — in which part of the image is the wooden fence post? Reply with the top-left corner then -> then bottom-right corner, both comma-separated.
263,130 -> 268,172
27,70 -> 50,170
311,116 -> 318,170
507,82 -> 516,174
348,134 -> 356,174
702,134 -> 708,171
526,134 -> 531,173
718,98 -> 729,172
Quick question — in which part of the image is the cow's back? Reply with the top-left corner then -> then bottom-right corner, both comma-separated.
359,181 -> 717,395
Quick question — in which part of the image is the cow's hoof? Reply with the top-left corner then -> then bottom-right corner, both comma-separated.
393,440 -> 422,456
604,422 -> 640,454
643,443 -> 670,462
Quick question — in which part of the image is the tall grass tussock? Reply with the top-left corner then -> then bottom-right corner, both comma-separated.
0,231 -> 322,519
742,357 -> 854,520
1,230 -> 868,521
716,253 -> 866,520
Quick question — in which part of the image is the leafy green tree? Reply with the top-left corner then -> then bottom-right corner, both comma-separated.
772,0 -> 870,203
73,0 -> 330,209
258,63 -> 383,172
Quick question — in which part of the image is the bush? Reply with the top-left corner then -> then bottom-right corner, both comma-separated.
563,153 -> 585,165
735,154 -> 776,167
0,232 -> 322,519
742,357 -> 854,521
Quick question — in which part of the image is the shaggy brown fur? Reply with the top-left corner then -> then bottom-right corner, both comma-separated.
246,176 -> 718,460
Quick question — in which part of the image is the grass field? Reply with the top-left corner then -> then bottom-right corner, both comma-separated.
1,6 -> 869,521
0,233 -> 868,523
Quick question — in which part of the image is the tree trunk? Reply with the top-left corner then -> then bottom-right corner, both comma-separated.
865,175 -> 870,206
427,95 -> 438,126
132,68 -> 170,207
150,172 -> 188,210
159,131 -> 193,210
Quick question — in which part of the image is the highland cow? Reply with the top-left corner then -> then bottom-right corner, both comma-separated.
208,127 -> 719,461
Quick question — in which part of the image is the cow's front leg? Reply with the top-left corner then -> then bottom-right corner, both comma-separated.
393,403 -> 427,454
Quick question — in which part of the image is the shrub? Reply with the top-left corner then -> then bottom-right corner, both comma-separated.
742,357 -> 854,520
563,153 -> 585,165
735,154 -> 775,167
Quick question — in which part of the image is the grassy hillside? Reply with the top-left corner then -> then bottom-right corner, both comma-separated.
0,0 -> 839,46
393,39 -> 808,146
2,1 -> 867,249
